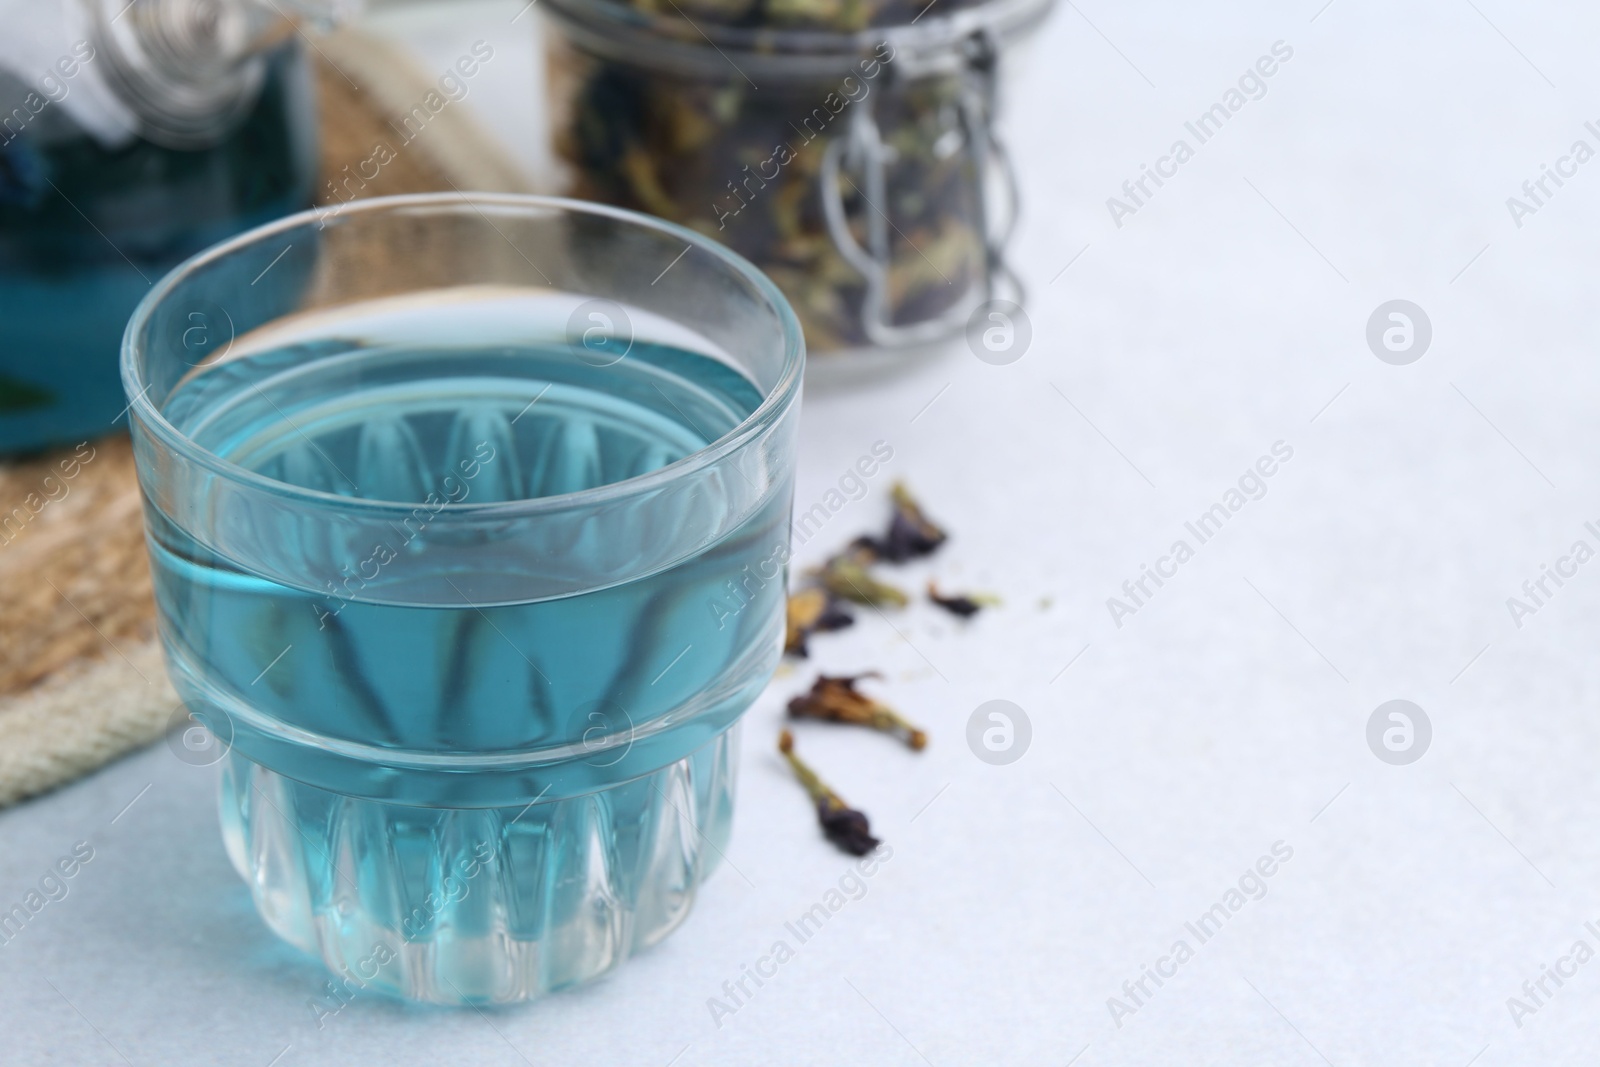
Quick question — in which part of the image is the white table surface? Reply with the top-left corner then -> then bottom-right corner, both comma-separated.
7,1 -> 1600,1064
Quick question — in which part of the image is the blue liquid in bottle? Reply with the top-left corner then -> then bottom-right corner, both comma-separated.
148,329 -> 790,1002
0,45 -> 316,453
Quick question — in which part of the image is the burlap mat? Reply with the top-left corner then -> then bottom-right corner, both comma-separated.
0,34 -> 534,808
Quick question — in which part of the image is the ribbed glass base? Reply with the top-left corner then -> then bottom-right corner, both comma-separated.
217,726 -> 739,1005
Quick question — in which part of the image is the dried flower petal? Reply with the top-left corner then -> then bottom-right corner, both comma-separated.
778,729 -> 881,856
816,799 -> 879,856
818,548 -> 909,607
927,582 -> 999,619
785,587 -> 855,657
788,673 -> 927,751
855,482 -> 948,563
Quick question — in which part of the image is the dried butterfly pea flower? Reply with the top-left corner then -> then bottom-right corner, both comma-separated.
778,729 -> 881,856
785,586 -> 856,657
543,9 -> 993,354
788,673 -> 927,750
854,481 -> 947,563
927,581 -> 998,618
817,547 -> 909,607
816,802 -> 878,856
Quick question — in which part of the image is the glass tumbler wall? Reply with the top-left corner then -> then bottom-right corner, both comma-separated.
122,194 -> 804,1004
542,0 -> 1053,361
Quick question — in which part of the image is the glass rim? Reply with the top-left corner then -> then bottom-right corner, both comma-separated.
121,192 -> 806,518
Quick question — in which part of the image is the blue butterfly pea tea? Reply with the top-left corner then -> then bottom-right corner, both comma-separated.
0,0 -> 326,454
123,194 -> 804,1005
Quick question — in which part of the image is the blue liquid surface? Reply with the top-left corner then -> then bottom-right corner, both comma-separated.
146,334 -> 789,1000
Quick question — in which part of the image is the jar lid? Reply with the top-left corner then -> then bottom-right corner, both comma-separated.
543,0 -> 1054,78
612,0 -> 995,33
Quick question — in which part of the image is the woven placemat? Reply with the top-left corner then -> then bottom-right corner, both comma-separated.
0,36 -> 532,808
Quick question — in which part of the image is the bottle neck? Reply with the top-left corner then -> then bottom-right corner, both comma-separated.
86,0 -> 349,149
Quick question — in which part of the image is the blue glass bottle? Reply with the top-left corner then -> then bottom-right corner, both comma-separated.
0,14 -> 316,454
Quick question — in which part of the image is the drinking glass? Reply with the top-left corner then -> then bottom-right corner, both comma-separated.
122,193 -> 804,1005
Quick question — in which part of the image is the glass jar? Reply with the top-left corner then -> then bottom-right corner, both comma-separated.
541,0 -> 1053,364
0,0 -> 335,455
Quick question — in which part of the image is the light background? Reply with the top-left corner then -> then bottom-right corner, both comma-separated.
5,0 -> 1600,1063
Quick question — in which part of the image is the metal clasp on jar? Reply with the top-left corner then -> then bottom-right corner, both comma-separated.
820,29 -> 1023,350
